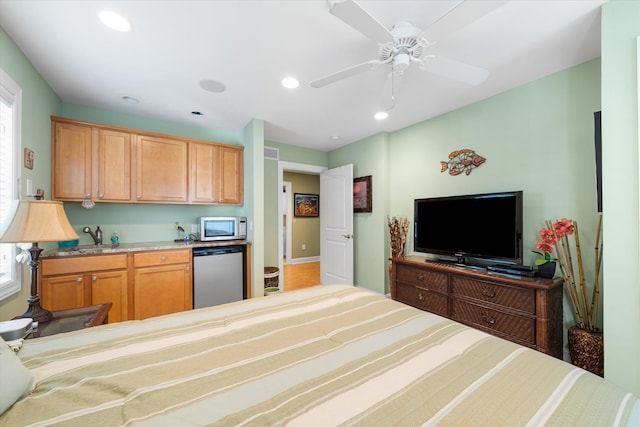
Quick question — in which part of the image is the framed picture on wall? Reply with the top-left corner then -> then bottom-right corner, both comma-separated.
294,193 -> 319,217
354,175 -> 372,213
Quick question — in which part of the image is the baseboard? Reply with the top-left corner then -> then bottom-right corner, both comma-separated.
286,256 -> 320,265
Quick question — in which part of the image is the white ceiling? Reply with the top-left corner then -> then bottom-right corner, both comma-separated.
0,0 -> 605,151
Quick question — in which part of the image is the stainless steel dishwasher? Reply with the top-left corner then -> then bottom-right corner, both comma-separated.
192,245 -> 245,309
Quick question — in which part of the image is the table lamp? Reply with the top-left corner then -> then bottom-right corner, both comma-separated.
0,200 -> 78,322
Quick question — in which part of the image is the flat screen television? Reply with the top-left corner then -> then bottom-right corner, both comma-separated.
414,191 -> 523,266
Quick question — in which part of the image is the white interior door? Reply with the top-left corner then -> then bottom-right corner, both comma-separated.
320,164 -> 353,285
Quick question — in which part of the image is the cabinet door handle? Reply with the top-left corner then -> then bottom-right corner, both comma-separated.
92,276 -> 97,281
185,266 -> 190,272
85,193 -> 91,198
482,288 -> 496,298
417,292 -> 425,301
136,195 -> 142,199
98,193 -> 104,199
160,256 -> 167,262
76,277 -> 83,282
417,272 -> 425,282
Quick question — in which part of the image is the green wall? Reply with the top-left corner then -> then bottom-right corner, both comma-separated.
601,0 -> 640,393
0,27 -> 62,319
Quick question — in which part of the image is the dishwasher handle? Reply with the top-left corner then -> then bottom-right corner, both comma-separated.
193,246 -> 244,257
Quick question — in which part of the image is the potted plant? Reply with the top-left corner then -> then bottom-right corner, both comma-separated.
532,225 -> 560,278
544,215 -> 604,376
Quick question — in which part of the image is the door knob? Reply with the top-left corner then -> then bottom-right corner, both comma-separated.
341,234 -> 353,239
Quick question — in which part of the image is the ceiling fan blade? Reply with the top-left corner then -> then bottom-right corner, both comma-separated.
420,56 -> 489,85
419,0 -> 508,42
310,60 -> 381,88
329,0 -> 394,44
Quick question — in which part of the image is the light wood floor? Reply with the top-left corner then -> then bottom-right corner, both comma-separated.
283,261 -> 320,291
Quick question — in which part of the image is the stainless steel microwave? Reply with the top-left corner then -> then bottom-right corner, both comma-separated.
199,217 -> 247,241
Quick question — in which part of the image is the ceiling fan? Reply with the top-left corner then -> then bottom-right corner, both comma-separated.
310,0 -> 506,91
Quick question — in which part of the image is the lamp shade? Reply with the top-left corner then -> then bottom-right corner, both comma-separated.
0,200 -> 79,243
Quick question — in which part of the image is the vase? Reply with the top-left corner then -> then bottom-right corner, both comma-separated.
568,326 -> 604,377
537,261 -> 556,278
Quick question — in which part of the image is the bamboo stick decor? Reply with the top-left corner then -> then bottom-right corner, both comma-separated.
548,215 -> 603,332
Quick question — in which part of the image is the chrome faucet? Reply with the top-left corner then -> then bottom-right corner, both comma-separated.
82,226 -> 103,245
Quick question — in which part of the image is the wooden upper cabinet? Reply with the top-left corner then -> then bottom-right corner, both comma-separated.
52,121 -> 92,200
190,142 -> 217,203
190,143 -> 244,205
135,135 -> 188,203
95,129 -> 132,202
51,117 -> 243,205
217,145 -> 244,205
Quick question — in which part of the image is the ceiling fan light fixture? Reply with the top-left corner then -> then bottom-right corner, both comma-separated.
374,111 -> 389,120
393,53 -> 411,71
281,77 -> 300,89
98,11 -> 131,32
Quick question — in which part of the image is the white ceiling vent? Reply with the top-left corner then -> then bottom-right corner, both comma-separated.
264,146 -> 279,160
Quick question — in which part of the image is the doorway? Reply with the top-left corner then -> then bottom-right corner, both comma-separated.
278,162 -> 326,290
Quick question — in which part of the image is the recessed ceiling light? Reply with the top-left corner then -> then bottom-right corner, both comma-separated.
374,111 -> 389,120
122,96 -> 139,104
329,135 -> 342,140
199,79 -> 226,93
281,77 -> 300,89
98,11 -> 131,32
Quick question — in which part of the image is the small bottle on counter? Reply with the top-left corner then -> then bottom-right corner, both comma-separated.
111,230 -> 120,247
96,226 -> 103,245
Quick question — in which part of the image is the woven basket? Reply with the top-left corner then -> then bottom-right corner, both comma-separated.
264,267 -> 279,289
568,326 -> 604,377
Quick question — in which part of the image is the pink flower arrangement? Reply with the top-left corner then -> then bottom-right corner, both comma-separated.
533,218 -> 574,265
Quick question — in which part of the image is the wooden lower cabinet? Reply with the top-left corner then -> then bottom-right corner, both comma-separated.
391,257 -> 564,359
41,254 -> 128,323
133,249 -> 192,320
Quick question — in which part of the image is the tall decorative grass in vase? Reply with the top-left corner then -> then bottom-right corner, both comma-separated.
388,216 -> 410,285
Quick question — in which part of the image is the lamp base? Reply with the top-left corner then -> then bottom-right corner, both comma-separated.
14,295 -> 52,323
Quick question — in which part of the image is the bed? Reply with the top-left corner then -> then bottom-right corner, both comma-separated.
1,284 -> 638,426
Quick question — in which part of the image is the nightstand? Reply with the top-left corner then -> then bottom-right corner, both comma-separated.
26,303 -> 112,339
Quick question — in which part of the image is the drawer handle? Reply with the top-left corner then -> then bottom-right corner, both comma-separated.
161,256 -> 167,262
482,288 -> 496,298
417,272 -> 426,282
482,312 -> 496,325
417,292 -> 425,301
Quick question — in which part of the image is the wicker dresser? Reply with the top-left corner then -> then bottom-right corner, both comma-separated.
391,257 -> 564,359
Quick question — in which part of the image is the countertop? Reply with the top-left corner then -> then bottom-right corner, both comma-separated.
42,240 -> 250,257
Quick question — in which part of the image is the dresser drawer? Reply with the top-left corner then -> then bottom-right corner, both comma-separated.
396,264 -> 448,293
450,276 -> 535,314
133,249 -> 191,268
450,298 -> 536,346
395,281 -> 448,316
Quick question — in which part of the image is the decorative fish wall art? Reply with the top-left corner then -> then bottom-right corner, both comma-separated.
440,149 -> 486,176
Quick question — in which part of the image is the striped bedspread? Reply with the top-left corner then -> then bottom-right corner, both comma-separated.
2,284 -> 638,426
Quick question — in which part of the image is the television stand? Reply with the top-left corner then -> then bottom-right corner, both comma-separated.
391,256 -> 563,359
